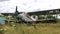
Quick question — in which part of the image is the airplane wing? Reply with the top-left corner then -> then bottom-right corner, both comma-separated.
27,9 -> 60,16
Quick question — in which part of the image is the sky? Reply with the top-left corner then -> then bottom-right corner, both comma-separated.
0,0 -> 60,18
0,0 -> 60,13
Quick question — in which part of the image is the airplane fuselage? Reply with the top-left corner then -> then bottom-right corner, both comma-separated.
18,13 -> 36,23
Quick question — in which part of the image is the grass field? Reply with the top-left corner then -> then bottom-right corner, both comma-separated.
0,23 -> 60,34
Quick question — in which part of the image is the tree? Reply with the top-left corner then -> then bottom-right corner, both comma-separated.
38,16 -> 45,19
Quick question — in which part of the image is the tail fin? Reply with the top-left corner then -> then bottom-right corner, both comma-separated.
30,16 -> 38,21
15,6 -> 19,16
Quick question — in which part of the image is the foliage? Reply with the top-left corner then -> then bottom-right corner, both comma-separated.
47,15 -> 56,19
38,15 -> 57,19
38,16 -> 45,19
5,16 -> 14,20
0,14 -> 4,17
0,23 -> 60,34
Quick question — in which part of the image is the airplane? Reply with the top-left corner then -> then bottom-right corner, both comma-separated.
16,6 -> 60,24
1,6 -> 60,24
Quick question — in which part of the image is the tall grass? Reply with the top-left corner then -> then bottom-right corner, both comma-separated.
0,23 -> 60,34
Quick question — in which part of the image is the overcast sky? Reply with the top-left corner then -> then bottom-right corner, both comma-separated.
0,0 -> 60,13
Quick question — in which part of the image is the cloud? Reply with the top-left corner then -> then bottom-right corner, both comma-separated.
0,0 -> 9,2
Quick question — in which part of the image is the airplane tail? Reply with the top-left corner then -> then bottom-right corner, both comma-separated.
14,6 -> 19,17
30,16 -> 38,21
24,13 -> 38,21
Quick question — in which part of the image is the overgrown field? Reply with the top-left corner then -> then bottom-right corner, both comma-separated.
0,23 -> 60,34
